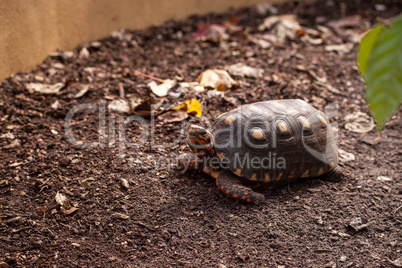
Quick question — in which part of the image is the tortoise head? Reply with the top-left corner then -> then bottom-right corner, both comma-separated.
188,125 -> 215,157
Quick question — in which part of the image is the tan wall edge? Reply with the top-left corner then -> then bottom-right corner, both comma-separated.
0,0 -> 286,81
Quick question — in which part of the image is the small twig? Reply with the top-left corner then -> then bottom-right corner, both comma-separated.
394,206 -> 402,214
118,83 -> 125,99
134,70 -> 164,83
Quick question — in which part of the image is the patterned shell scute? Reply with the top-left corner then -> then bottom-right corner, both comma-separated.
212,99 -> 338,183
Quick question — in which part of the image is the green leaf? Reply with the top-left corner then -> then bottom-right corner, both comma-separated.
363,15 -> 402,130
358,24 -> 385,76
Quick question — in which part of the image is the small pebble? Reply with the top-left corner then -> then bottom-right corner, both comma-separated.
374,4 -> 387,11
59,157 -> 71,167
349,217 -> 369,232
340,255 -> 347,262
121,178 -> 129,189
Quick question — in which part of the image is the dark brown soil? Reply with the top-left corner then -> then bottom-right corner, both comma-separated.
1,0 -> 401,267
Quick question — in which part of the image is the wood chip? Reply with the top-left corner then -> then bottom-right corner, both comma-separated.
112,213 -> 130,220
0,180 -> 9,187
2,139 -> 20,149
74,85 -> 89,98
64,207 -> 79,215
121,178 -> 129,189
377,176 -> 392,182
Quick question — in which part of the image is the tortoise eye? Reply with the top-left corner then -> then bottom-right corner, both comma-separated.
198,129 -> 206,135
189,126 -> 206,137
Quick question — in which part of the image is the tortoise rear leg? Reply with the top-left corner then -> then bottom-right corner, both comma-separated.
203,167 -> 265,204
321,166 -> 344,182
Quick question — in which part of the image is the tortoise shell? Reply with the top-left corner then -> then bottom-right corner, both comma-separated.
212,99 -> 338,183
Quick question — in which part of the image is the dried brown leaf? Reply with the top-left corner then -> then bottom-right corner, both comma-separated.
197,69 -> 238,91
26,82 -> 65,94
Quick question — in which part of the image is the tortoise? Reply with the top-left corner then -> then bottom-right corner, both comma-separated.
177,99 -> 340,204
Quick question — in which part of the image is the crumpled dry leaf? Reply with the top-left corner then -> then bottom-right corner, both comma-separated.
79,47 -> 89,59
325,43 -> 354,54
387,257 -> 402,268
53,63 -> 65,70
198,69 -> 238,91
89,41 -> 101,48
227,63 -> 264,78
301,35 -> 323,45
74,85 -> 89,98
173,99 -> 202,117
148,79 -> 177,97
377,176 -> 392,182
127,94 -> 144,111
64,207 -> 79,215
327,15 -> 361,30
248,33 -> 277,48
50,100 -> 61,110
167,84 -> 186,98
207,89 -> 225,98
258,14 -> 301,43
192,24 -> 228,43
308,70 -> 341,95
26,82 -> 65,94
255,3 -> 278,16
223,96 -> 239,106
0,132 -> 15,139
8,162 -> 24,167
108,99 -> 130,113
343,29 -> 361,44
50,51 -> 74,60
338,149 -> 355,162
326,15 -> 366,44
112,212 -> 130,220
166,82 -> 206,98
111,29 -> 133,42
1,139 -> 21,149
158,109 -> 189,123
83,67 -> 102,76
344,111 -> 375,133
55,192 -> 70,208
349,217 -> 370,232
131,96 -> 156,117
180,82 -> 205,94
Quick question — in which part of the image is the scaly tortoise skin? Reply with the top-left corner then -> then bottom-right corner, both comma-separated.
177,99 -> 340,204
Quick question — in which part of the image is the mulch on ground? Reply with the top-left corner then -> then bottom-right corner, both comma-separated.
0,0 -> 401,267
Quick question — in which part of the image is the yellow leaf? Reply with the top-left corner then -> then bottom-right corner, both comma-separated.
173,99 -> 202,117
187,99 -> 202,117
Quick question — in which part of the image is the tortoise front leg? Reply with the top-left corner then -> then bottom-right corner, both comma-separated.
176,153 -> 205,172
203,167 -> 265,204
